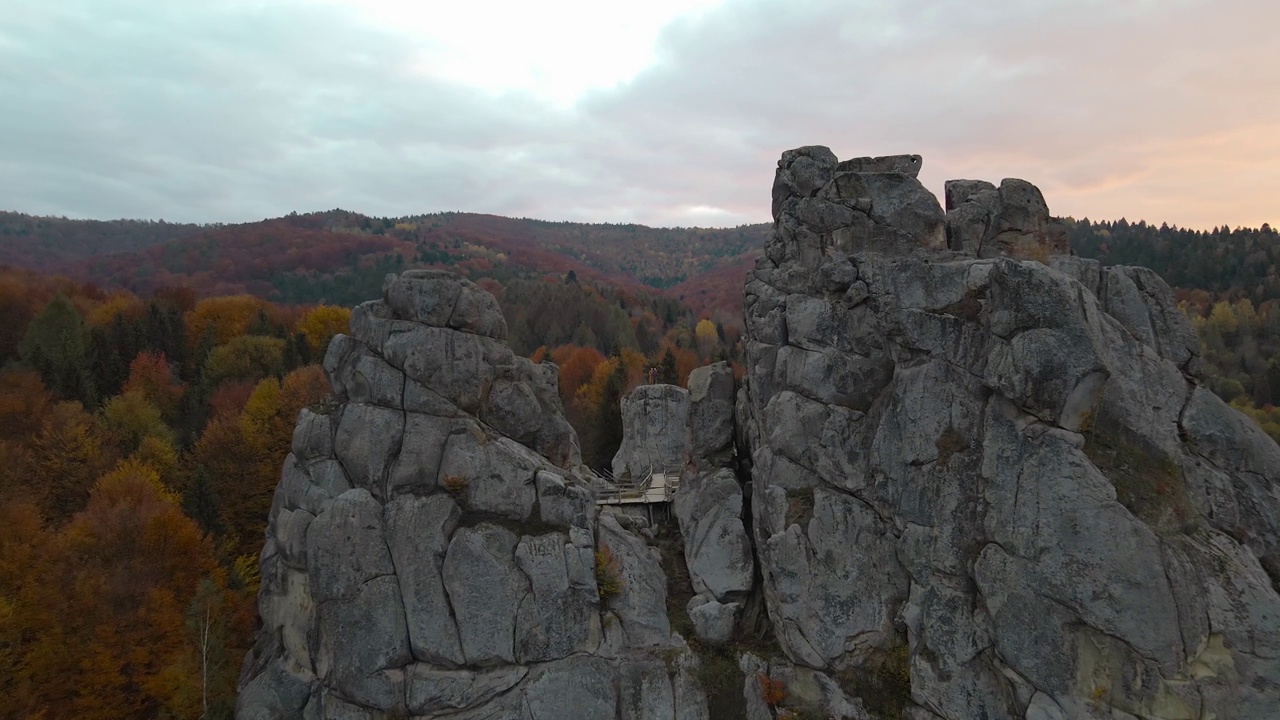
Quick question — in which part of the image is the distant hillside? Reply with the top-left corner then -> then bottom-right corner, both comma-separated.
0,211 -> 203,269
0,210 -> 769,315
15,209 -> 1280,333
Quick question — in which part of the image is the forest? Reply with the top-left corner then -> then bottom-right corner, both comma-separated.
0,210 -> 765,327
2,212 -> 1280,718
0,264 -> 738,720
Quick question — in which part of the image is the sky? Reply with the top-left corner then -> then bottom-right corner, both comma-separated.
1,0 -> 1277,230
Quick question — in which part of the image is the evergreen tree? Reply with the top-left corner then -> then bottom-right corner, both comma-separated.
247,308 -> 272,337
86,326 -> 126,401
183,468 -> 224,537
20,295 -> 96,405
658,349 -> 679,385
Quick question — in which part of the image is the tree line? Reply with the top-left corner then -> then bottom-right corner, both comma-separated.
0,267 -> 347,719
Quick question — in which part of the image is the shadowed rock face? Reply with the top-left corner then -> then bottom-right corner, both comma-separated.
236,270 -> 711,720
741,147 -> 1280,718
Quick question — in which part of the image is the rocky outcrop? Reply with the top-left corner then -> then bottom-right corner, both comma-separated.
607,365 -> 756,647
240,151 -> 1280,720
237,270 -> 709,720
944,178 -> 1071,258
740,147 -> 1280,718
613,383 -> 691,480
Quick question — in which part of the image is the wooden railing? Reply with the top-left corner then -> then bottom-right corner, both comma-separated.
590,464 -> 682,505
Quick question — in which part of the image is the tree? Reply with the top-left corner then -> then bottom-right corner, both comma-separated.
190,415 -> 259,559
585,359 -> 628,473
3,460 -> 225,719
121,351 -> 185,419
203,336 -> 286,387
294,305 -> 350,356
20,295 -> 96,405
658,349 -> 678,385
25,401 -> 118,524
185,295 -> 269,350
694,318 -> 718,358
100,390 -> 173,456
186,578 -> 234,720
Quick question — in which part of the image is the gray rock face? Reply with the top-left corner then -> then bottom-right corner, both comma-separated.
687,595 -> 741,645
771,147 -> 946,266
613,383 -> 691,480
599,515 -> 673,647
617,360 -> 759,648
244,152 -> 1280,720
837,154 -> 923,177
237,271 -> 706,719
673,469 -> 753,603
944,177 -> 1071,258
740,147 -> 1280,718
688,362 -> 736,464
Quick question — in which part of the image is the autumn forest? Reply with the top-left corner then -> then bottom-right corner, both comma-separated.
0,210 -> 1278,719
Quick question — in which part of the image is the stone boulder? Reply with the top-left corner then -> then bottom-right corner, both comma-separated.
612,383 -> 691,480
944,177 -> 1071,258
688,362 -> 736,464
673,468 -> 753,605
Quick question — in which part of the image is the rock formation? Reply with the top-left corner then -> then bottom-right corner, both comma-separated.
613,383 -> 691,480
741,147 -> 1280,718
237,270 -> 710,720
240,149 -> 1280,720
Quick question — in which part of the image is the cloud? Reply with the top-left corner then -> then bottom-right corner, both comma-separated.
0,0 -> 1276,229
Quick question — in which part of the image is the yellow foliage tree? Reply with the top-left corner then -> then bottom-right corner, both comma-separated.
575,357 -> 620,415
100,390 -> 173,455
1208,301 -> 1239,337
130,434 -> 181,489
203,336 -> 286,387
85,293 -> 144,328
294,305 -> 351,355
185,295 -> 269,349
694,318 -> 718,347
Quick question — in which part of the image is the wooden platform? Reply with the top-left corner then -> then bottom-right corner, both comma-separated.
595,471 -> 680,506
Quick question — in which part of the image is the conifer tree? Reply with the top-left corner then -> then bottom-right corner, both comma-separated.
658,349 -> 679,385
20,295 -> 96,406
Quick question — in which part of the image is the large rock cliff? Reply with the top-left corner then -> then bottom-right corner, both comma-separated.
239,150 -> 1280,720
740,147 -> 1280,718
236,270 -> 710,720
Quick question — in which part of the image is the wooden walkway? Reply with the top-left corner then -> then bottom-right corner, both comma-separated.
592,467 -> 681,506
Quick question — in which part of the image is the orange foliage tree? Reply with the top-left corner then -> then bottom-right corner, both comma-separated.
121,351 -> 186,419
0,461 -> 234,720
194,365 -> 329,559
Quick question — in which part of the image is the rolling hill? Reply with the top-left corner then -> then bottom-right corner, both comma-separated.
0,209 -> 770,322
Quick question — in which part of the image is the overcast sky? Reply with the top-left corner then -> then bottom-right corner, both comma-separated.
2,0 -> 1277,230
